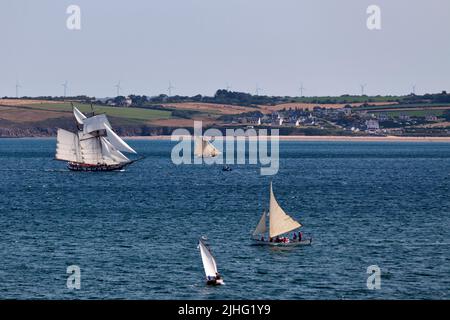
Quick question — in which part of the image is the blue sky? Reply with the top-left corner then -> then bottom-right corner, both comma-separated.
1,0 -> 449,97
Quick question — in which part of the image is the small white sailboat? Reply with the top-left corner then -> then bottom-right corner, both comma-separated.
252,182 -> 312,246
194,137 -> 221,158
198,238 -> 224,285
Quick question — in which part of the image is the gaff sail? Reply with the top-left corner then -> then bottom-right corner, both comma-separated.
198,239 -> 218,279
55,128 -> 81,162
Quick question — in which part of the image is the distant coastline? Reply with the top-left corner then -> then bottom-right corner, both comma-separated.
127,135 -> 450,142
3,135 -> 450,142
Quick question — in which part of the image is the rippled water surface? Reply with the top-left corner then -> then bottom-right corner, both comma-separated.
0,139 -> 450,299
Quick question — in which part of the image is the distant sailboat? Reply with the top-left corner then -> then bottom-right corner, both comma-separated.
55,106 -> 140,171
198,238 -> 224,285
252,182 -> 312,246
194,137 -> 221,158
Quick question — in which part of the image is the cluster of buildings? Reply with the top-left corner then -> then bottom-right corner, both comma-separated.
228,105 -> 443,135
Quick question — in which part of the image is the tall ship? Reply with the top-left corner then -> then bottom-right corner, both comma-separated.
55,106 -> 140,171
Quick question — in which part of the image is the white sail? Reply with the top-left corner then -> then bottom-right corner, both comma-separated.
257,117 -> 261,125
78,132 -> 104,165
253,211 -> 267,236
82,114 -> 111,134
198,240 -> 218,279
73,107 -> 87,125
269,182 -> 301,238
56,129 -> 80,162
100,137 -> 130,164
104,125 -> 137,154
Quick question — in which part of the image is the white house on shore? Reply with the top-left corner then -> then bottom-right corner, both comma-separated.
365,119 -> 380,133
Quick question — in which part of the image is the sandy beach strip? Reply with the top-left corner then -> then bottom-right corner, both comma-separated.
125,135 -> 450,142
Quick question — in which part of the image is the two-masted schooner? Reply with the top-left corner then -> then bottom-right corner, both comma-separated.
194,137 -> 221,158
198,238 -> 224,285
252,182 -> 312,246
55,106 -> 140,171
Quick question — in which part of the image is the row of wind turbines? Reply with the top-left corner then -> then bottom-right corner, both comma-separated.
10,81 -> 419,98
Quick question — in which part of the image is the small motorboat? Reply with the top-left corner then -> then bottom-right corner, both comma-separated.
198,238 -> 224,285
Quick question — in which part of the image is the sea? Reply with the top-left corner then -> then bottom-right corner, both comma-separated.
0,138 -> 449,299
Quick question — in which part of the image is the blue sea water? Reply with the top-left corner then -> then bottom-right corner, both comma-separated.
0,138 -> 450,299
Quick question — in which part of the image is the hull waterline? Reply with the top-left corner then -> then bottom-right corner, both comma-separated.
251,238 -> 312,246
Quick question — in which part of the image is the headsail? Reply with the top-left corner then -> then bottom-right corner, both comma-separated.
104,125 -> 137,154
100,137 -> 130,163
198,239 -> 218,279
253,211 -> 267,236
56,129 -> 81,162
269,182 -> 301,238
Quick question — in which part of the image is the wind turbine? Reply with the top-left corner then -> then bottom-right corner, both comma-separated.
255,84 -> 262,95
168,81 -> 175,96
412,84 -> 416,95
62,80 -> 68,98
114,81 -> 122,96
360,84 -> 367,96
15,81 -> 21,98
299,83 -> 305,97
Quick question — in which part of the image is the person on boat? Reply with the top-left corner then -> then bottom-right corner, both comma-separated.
275,236 -> 280,243
215,272 -> 222,280
269,238 -> 273,242
260,236 -> 265,242
293,233 -> 297,240
298,231 -> 302,242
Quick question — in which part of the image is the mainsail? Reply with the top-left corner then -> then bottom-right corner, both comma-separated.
56,128 -> 81,162
269,182 -> 302,238
252,211 -> 267,236
198,239 -> 218,279
194,138 -> 221,157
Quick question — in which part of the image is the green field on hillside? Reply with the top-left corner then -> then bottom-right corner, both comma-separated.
18,102 -> 172,121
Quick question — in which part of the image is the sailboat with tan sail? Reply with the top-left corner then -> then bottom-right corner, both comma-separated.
252,182 -> 312,246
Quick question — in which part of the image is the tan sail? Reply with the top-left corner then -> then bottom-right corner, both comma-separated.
269,182 -> 301,238
194,138 -> 220,157
252,211 -> 267,236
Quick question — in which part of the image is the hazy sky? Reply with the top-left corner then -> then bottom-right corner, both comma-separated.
1,0 -> 449,97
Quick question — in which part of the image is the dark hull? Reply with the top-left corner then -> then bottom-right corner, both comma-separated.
251,238 -> 312,246
67,162 -> 129,172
